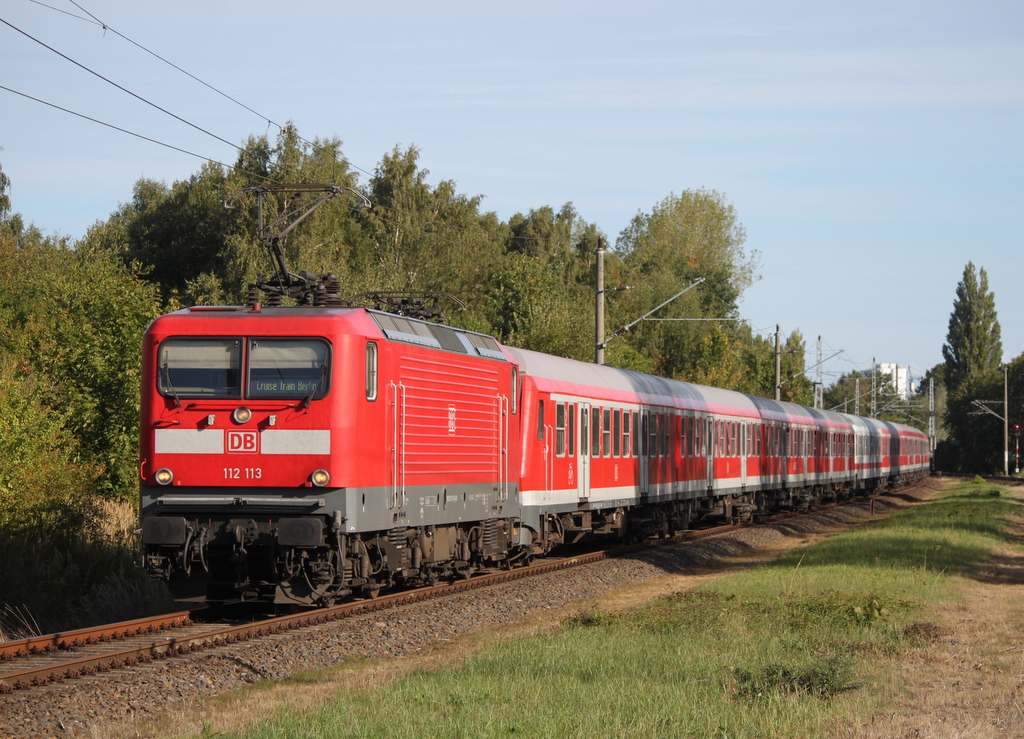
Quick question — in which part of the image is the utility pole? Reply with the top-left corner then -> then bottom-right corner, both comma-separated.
774,325 -> 782,402
928,377 -> 935,455
855,378 -> 860,417
871,358 -> 877,417
1005,364 -> 1009,476
814,335 -> 823,409
594,237 -> 605,364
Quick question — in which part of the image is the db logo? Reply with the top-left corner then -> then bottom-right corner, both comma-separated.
227,430 -> 259,454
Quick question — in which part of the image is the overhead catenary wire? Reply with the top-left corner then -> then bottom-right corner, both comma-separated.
20,1 -> 600,248
0,76 -> 541,257
8,2 -> 685,258
28,0 -> 378,181
1,15 -> 243,154
0,84 -> 246,173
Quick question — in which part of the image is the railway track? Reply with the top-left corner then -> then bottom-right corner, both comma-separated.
0,494 -> 889,694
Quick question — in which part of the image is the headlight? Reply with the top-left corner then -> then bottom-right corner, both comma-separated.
155,468 -> 174,486
311,469 -> 330,487
232,407 -> 252,424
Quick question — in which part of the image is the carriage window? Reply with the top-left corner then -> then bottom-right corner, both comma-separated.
613,410 -> 621,457
158,338 -> 241,399
537,400 -> 545,441
622,411 -> 631,458
248,339 -> 331,400
555,403 -> 566,457
632,412 -> 640,456
602,409 -> 612,458
580,406 -> 589,456
568,404 -> 575,457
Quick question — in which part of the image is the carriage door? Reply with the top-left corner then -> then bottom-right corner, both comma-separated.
639,411 -> 650,494
740,422 -> 748,488
578,402 -> 592,501
706,417 -> 715,491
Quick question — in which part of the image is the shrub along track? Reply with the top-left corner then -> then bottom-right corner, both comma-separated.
0,483 -> 939,737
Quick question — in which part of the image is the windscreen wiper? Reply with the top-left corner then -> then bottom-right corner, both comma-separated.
161,361 -> 183,408
298,363 -> 329,410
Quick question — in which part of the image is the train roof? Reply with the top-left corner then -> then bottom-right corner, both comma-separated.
149,306 -> 927,438
504,346 -> 930,436
509,346 -> 791,423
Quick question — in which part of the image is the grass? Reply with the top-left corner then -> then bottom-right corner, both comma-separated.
191,478 -> 1020,739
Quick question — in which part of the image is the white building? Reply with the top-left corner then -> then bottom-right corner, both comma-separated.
877,363 -> 910,399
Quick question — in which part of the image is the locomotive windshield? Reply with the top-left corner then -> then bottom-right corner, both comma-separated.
248,339 -> 330,400
156,337 -> 331,401
158,339 -> 241,398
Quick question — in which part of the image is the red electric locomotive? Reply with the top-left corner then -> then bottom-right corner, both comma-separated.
140,303 -> 528,604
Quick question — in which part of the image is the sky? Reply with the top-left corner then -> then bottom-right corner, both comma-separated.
2,0 -> 1022,390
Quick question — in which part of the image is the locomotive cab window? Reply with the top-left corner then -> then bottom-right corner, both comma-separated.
158,338 -> 241,399
248,339 -> 331,400
365,342 -> 378,401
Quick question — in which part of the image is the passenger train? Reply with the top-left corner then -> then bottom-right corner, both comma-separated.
139,302 -> 931,605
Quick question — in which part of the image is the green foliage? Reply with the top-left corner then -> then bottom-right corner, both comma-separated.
74,134 -> 776,397
942,262 -> 1002,396
0,230 -> 162,496
0,371 -> 99,531
0,159 -> 10,223
485,253 -> 591,361
734,654 -> 858,700
931,263 -> 1007,471
610,190 -> 768,391
99,127 -> 369,305
940,370 -> 1004,472
355,145 -> 504,298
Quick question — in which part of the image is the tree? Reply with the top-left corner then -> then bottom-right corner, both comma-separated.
612,190 -> 760,381
97,126 -> 370,305
356,145 -> 504,301
938,263 -> 1004,472
942,262 -> 1002,395
0,230 -> 162,496
0,159 -> 9,222
484,203 -> 606,361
